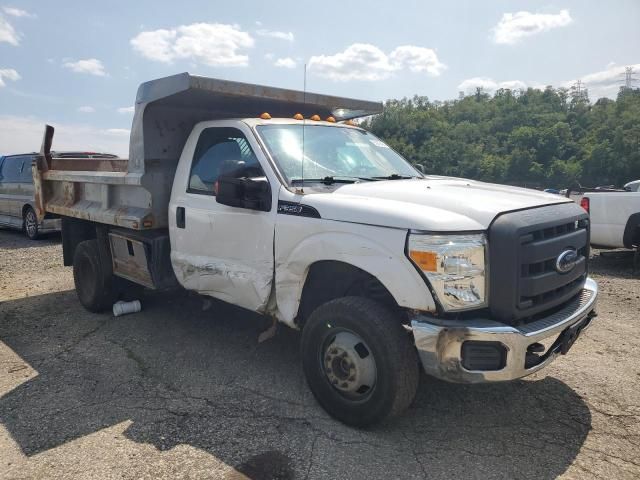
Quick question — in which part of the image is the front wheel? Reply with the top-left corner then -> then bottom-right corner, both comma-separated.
23,207 -> 39,240
301,297 -> 419,427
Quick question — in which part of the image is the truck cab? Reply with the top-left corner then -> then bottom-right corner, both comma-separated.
33,73 -> 598,426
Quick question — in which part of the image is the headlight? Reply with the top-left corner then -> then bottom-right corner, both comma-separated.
408,233 -> 487,311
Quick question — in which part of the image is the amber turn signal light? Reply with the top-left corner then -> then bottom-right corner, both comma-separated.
409,250 -> 437,272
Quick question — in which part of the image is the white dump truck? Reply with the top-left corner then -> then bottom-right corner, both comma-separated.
33,73 -> 598,426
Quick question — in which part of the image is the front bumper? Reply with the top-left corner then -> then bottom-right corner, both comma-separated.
411,277 -> 598,383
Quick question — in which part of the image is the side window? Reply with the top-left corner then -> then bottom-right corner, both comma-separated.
188,127 -> 264,195
19,156 -> 34,182
0,157 -> 24,182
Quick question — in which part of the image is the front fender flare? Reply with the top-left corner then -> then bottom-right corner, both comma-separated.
274,230 -> 436,327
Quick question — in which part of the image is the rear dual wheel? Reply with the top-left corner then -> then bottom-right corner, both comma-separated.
73,239 -> 118,312
73,239 -> 145,312
301,297 -> 419,427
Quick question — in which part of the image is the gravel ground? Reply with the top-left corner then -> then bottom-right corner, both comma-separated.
0,228 -> 639,480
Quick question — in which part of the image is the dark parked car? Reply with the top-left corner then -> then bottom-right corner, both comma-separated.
0,151 -> 118,239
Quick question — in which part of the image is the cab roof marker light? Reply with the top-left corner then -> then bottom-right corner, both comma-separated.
260,112 -> 272,120
310,114 -> 321,121
293,113 -> 304,120
326,116 -> 336,123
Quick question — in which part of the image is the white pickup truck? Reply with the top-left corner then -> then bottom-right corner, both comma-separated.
573,185 -> 640,269
33,73 -> 598,426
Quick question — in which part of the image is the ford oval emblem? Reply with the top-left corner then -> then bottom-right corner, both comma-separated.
556,249 -> 579,274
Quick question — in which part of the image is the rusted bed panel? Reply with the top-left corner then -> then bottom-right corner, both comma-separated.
50,158 -> 128,172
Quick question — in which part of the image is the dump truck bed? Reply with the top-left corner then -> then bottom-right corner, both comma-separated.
33,72 -> 382,230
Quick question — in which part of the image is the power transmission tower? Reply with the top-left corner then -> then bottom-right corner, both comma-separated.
621,66 -> 638,89
570,80 -> 589,103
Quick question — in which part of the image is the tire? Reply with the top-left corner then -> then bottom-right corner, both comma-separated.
301,297 -> 419,427
73,239 -> 117,312
23,207 -> 39,240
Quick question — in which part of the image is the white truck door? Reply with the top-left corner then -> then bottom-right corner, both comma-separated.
169,123 -> 277,313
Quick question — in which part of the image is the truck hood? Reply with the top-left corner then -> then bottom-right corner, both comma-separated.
301,177 -> 571,231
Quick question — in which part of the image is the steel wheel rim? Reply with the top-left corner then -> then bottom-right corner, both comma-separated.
320,329 -> 377,400
25,211 -> 37,237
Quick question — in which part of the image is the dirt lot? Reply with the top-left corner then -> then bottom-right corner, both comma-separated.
0,229 -> 639,480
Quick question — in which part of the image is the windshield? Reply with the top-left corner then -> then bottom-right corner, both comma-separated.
256,124 -> 420,183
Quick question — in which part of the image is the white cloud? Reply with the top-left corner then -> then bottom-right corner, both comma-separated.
492,10 -> 572,45
105,128 -> 130,136
0,14 -> 19,45
131,23 -> 254,67
2,7 -> 35,18
77,106 -> 95,113
274,57 -> 296,69
117,106 -> 135,114
389,46 -> 446,76
497,80 -> 528,91
309,44 -> 396,81
256,29 -> 294,42
457,62 -> 640,100
458,77 -> 527,93
308,43 -> 445,82
0,115 -> 129,156
580,63 -> 640,86
0,68 -> 20,87
63,58 -> 107,76
562,63 -> 640,100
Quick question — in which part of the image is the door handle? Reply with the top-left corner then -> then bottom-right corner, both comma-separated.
176,206 -> 185,228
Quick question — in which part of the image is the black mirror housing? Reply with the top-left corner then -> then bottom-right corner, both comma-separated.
216,176 -> 272,212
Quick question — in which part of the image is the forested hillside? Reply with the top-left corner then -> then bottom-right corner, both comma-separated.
364,87 -> 640,189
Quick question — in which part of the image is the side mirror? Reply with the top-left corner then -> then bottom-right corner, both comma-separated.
413,163 -> 426,174
216,176 -> 272,212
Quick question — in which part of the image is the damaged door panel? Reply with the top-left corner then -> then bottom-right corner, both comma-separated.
172,252 -> 273,312
168,122 -> 278,313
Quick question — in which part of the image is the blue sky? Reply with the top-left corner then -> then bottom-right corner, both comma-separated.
1,0 -> 638,156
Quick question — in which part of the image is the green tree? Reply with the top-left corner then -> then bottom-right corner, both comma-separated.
364,86 -> 640,188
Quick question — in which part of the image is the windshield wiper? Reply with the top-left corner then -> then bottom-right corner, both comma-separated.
291,176 -> 374,185
371,174 -> 417,180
